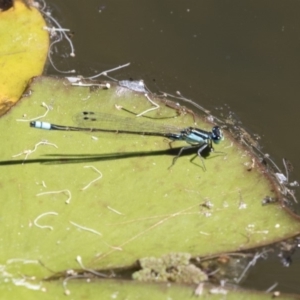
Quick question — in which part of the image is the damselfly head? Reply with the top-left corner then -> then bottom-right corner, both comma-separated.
211,126 -> 224,144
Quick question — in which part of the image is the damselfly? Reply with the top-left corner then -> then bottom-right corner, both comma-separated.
30,111 -> 224,169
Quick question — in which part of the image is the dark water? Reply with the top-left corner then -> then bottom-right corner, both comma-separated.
46,0 -> 300,294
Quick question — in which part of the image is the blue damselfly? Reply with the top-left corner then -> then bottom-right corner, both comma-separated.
30,111 -> 224,169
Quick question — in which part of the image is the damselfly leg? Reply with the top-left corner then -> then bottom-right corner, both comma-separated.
169,143 -> 211,171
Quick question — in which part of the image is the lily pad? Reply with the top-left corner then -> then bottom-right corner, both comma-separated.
1,278 -> 299,300
0,0 -> 48,116
0,76 -> 299,296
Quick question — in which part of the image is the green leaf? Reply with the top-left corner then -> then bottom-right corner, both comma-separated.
0,76 -> 299,297
0,278 -> 299,299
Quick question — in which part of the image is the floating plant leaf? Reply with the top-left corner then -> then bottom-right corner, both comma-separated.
0,0 -> 48,116
0,76 -> 299,297
1,276 -> 299,299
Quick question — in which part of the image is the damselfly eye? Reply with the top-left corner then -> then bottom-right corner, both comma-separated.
211,126 -> 224,143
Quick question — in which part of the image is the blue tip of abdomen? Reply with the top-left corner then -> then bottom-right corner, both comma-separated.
30,121 -> 52,130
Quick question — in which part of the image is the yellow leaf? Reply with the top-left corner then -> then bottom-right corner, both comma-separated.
0,0 -> 48,116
